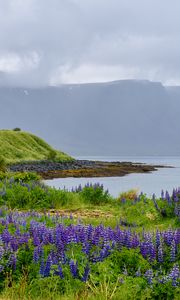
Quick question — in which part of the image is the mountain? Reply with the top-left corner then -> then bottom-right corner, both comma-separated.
0,130 -> 72,163
0,80 -> 180,156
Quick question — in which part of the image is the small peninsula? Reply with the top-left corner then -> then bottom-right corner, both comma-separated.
0,130 -> 163,179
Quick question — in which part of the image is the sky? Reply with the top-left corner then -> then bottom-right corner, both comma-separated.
0,0 -> 180,87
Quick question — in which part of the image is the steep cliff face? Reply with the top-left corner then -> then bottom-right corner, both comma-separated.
0,80 -> 180,156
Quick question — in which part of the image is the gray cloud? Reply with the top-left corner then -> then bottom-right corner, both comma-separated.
0,0 -> 180,86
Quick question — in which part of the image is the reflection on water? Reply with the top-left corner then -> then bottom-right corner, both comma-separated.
45,156 -> 180,197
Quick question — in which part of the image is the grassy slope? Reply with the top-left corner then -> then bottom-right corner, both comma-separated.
0,130 -> 73,163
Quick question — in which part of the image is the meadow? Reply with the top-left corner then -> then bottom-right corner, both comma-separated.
0,173 -> 179,299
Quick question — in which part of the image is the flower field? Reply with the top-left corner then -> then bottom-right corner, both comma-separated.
0,208 -> 179,299
0,177 -> 180,299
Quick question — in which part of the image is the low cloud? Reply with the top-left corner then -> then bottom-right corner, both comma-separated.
0,0 -> 180,86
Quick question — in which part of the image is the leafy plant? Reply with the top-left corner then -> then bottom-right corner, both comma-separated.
80,184 -> 110,205
13,128 -> 21,131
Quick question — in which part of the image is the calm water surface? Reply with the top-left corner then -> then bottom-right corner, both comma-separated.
45,156 -> 180,197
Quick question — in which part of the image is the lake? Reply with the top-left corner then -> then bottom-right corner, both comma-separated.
45,156 -> 180,197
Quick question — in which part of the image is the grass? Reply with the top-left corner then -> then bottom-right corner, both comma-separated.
0,130 -> 73,164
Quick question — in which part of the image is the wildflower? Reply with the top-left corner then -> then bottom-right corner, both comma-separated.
168,264 -> 180,287
81,264 -> 90,282
158,242 -> 163,263
170,240 -> 176,262
145,269 -> 153,285
69,259 -> 79,278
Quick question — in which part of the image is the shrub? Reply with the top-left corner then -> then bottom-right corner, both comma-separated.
80,183 -> 110,205
119,189 -> 139,201
108,248 -> 150,276
0,171 -> 41,182
13,127 -> 21,131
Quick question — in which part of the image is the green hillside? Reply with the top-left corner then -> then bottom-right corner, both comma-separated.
0,130 -> 73,164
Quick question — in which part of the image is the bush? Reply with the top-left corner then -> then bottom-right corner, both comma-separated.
119,189 -> 138,201
80,184 -> 110,205
13,127 -> 21,131
108,248 -> 150,276
0,171 -> 41,182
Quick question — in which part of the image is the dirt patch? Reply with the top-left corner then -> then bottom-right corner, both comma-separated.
49,209 -> 113,219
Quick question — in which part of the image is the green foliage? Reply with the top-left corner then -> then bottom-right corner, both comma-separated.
0,129 -> 73,164
13,127 -> 21,131
47,149 -> 57,161
80,186 -> 111,205
0,156 -> 7,173
118,197 -> 161,227
0,171 -> 41,182
0,179 -> 81,209
157,198 -> 177,218
108,248 -> 151,276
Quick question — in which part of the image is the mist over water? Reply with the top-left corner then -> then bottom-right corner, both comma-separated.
45,156 -> 180,197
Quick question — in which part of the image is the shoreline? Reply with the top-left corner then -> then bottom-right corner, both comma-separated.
9,159 -> 166,179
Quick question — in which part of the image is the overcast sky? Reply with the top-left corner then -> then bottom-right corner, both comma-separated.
0,0 -> 180,87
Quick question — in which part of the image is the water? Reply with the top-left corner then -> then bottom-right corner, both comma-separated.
45,156 -> 180,197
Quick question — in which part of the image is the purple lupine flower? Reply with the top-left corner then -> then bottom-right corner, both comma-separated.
8,254 -> 17,270
156,230 -> 161,248
33,247 -> 40,263
135,268 -> 141,277
125,230 -> 132,249
121,198 -> 126,204
161,190 -> 164,200
174,204 -> 180,217
0,246 -> 4,260
170,240 -> 176,262
0,265 -> 4,273
174,196 -> 179,203
99,243 -> 111,261
172,189 -> 176,200
39,257 -> 45,277
44,254 -> 52,277
69,259 -> 79,278
131,235 -> 140,248
174,229 -> 180,245
144,269 -> 153,285
152,194 -> 161,213
165,191 -> 172,206
119,278 -> 124,284
168,264 -> 180,287
163,229 -> 174,246
82,242 -> 91,256
122,265 -> 128,276
1,228 -> 11,244
158,242 -> 163,263
57,265 -> 64,279
149,244 -> 156,261
81,264 -> 90,282
140,240 -> 156,261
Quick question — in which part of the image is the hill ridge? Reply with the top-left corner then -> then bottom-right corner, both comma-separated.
0,130 -> 72,164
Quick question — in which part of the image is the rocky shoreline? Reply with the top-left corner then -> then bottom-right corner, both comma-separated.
9,160 -> 165,179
